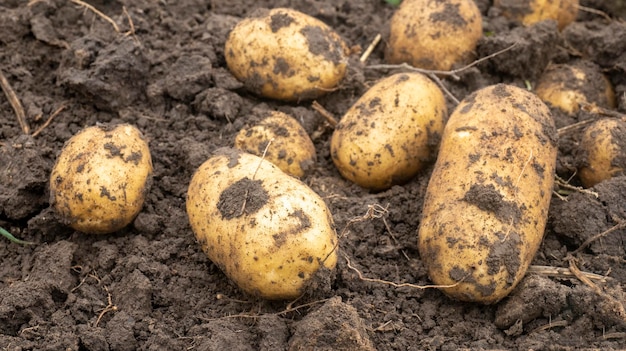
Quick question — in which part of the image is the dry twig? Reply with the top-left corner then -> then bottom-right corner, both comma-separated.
0,68 -> 29,134
69,0 -> 120,33
359,33 -> 382,63
31,103 -> 68,138
311,101 -> 338,127
527,265 -> 608,282
572,220 -> 626,254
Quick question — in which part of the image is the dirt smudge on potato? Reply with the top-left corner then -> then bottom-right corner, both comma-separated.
217,177 -> 268,219
300,25 -> 344,64
269,12 -> 295,32
272,209 -> 312,248
273,57 -> 294,77
429,2 -> 467,28
462,183 -> 522,224
485,231 -> 522,285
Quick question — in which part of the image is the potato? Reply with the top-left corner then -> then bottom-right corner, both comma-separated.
494,0 -> 579,31
186,148 -> 337,300
535,61 -> 616,115
234,111 -> 316,178
578,118 -> 626,188
225,8 -> 349,101
50,124 -> 153,234
385,0 -> 482,71
330,73 -> 447,191
417,84 -> 557,303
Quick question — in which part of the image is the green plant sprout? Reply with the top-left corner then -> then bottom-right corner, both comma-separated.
1,226 -> 34,245
385,0 -> 402,5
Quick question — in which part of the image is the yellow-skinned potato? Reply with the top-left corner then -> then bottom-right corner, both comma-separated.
50,124 -> 153,234
578,118 -> 626,188
418,84 -> 557,303
186,148 -> 337,300
331,73 -> 447,191
385,0 -> 482,71
225,8 -> 349,101
234,111 -> 316,178
535,61 -> 616,115
494,0 -> 579,31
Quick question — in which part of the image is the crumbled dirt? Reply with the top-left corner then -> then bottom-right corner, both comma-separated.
1,1 -> 625,350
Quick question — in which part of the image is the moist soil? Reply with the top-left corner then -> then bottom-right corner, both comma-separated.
1,1 -> 626,350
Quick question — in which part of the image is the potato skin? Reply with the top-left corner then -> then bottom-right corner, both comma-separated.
330,73 -> 447,191
225,8 -> 348,101
50,124 -> 153,234
494,0 -> 579,30
186,148 -> 337,300
234,111 -> 316,178
417,84 -> 557,303
578,119 -> 626,188
535,61 -> 616,115
385,0 -> 482,71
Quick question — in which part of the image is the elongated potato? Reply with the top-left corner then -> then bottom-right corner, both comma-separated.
330,73 -> 447,190
418,84 -> 557,303
50,124 -> 153,234
225,8 -> 349,101
234,110 -> 316,178
578,118 -> 626,188
186,148 -> 337,300
386,0 -> 483,71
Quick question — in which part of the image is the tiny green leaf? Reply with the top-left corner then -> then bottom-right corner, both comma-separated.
0,227 -> 35,245
385,0 -> 402,6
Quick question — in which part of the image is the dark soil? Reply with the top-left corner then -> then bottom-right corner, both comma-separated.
1,1 -> 626,350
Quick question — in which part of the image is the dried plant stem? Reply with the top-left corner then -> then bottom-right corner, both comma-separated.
527,265 -> 607,282
343,252 -> 464,290
554,175 -> 599,198
367,42 -> 519,80
0,68 -> 29,134
359,33 -> 382,63
572,220 -> 626,254
31,103 -> 68,138
69,0 -> 120,33
312,101 -> 338,127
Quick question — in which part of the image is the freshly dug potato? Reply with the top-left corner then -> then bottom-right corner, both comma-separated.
385,0 -> 482,71
578,118 -> 626,188
494,0 -> 579,31
50,124 -> 153,234
418,84 -> 558,303
225,8 -> 349,101
330,73 -> 447,191
535,61 -> 616,115
186,148 -> 337,300
234,111 -> 316,178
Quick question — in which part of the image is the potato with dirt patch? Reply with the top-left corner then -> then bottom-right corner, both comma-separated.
234,111 -> 316,178
385,0 -> 482,71
417,84 -> 558,303
578,118 -> 626,188
225,8 -> 349,101
186,148 -> 337,300
535,61 -> 616,115
50,124 -> 153,234
330,72 -> 447,191
494,0 -> 579,30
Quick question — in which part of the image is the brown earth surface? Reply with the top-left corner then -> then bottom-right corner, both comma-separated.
1,0 -> 626,350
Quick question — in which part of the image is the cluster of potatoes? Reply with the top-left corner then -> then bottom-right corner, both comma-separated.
48,2 -> 622,304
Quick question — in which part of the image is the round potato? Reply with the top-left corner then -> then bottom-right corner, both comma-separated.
225,8 -> 349,101
418,84 -> 557,303
578,118 -> 626,188
494,0 -> 579,30
385,0 -> 482,71
234,110 -> 316,178
535,61 -> 616,115
331,73 -> 447,191
186,148 -> 337,300
50,124 -> 153,234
